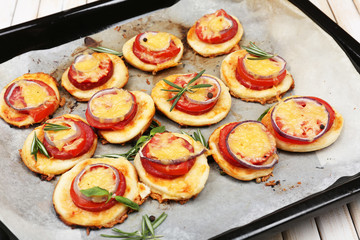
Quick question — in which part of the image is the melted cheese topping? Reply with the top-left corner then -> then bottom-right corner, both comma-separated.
74,54 -> 100,72
90,89 -> 133,119
14,80 -> 50,108
184,78 -> 219,102
140,32 -> 171,51
79,166 -> 116,193
228,123 -> 272,158
243,57 -> 282,76
198,14 -> 232,38
45,119 -> 78,150
274,99 -> 328,139
208,16 -> 231,32
147,133 -> 192,161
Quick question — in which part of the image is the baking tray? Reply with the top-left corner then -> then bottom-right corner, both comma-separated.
1,0 -> 360,239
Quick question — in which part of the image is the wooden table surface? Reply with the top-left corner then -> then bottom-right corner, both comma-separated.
0,0 -> 359,239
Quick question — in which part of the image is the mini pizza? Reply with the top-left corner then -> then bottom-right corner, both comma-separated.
133,132 -> 209,203
85,88 -> 155,144
187,9 -> 243,57
122,31 -> 184,74
20,114 -> 97,180
261,96 -> 344,152
53,157 -> 150,228
209,121 -> 279,181
221,48 -> 295,104
61,52 -> 128,101
0,72 -> 60,127
151,72 -> 231,126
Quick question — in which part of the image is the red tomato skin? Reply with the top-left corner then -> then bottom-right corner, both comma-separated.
70,166 -> 126,212
68,55 -> 114,90
140,132 -> 196,179
235,57 -> 286,90
271,97 -> 336,145
132,33 -> 181,65
4,80 -> 58,122
218,122 -> 244,167
195,9 -> 238,44
43,119 -> 96,160
140,157 -> 196,179
85,93 -> 138,130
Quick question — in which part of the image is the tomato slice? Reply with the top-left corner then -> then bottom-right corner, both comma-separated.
43,118 -> 96,159
235,57 -> 286,90
218,122 -> 243,167
169,74 -> 219,115
195,9 -> 238,44
68,53 -> 114,90
132,32 -> 181,65
70,165 -> 126,212
140,157 -> 196,179
271,97 -> 336,145
4,79 -> 58,122
85,93 -> 138,130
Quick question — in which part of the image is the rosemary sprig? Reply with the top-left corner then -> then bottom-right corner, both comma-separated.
243,42 -> 274,60
161,70 -> 211,112
257,107 -> 271,121
96,123 -> 166,160
81,186 -> 139,210
181,129 -> 208,149
43,123 -> 71,131
88,46 -> 123,57
30,132 -> 50,161
101,212 -> 168,239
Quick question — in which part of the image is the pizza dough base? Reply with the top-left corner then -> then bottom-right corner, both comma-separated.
122,34 -> 184,74
221,50 -> 295,104
133,133 -> 209,203
0,72 -> 60,127
261,104 -> 344,152
151,74 -> 231,126
187,15 -> 243,57
20,114 -> 97,180
209,123 -> 276,181
97,91 -> 155,144
61,53 -> 129,102
53,157 -> 150,228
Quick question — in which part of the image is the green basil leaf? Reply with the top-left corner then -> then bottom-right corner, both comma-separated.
114,196 -> 139,211
257,107 -> 271,121
150,126 -> 165,136
80,186 -> 110,197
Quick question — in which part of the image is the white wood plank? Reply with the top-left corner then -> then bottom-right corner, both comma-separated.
282,218 -> 321,240
11,0 -> 40,26
327,0 -> 360,43
347,200 -> 360,237
87,0 -> 99,3
353,0 -> 360,15
0,0 -> 17,29
308,0 -> 336,21
62,0 -> 86,10
38,0 -> 64,18
315,205 -> 358,240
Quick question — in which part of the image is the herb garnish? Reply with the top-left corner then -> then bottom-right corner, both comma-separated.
181,129 -> 208,149
101,212 -> 168,239
243,42 -> 274,60
257,107 -> 271,121
30,133 -> 50,161
96,123 -> 166,160
88,46 -> 123,57
80,186 -> 139,211
43,123 -> 71,131
161,70 -> 211,112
